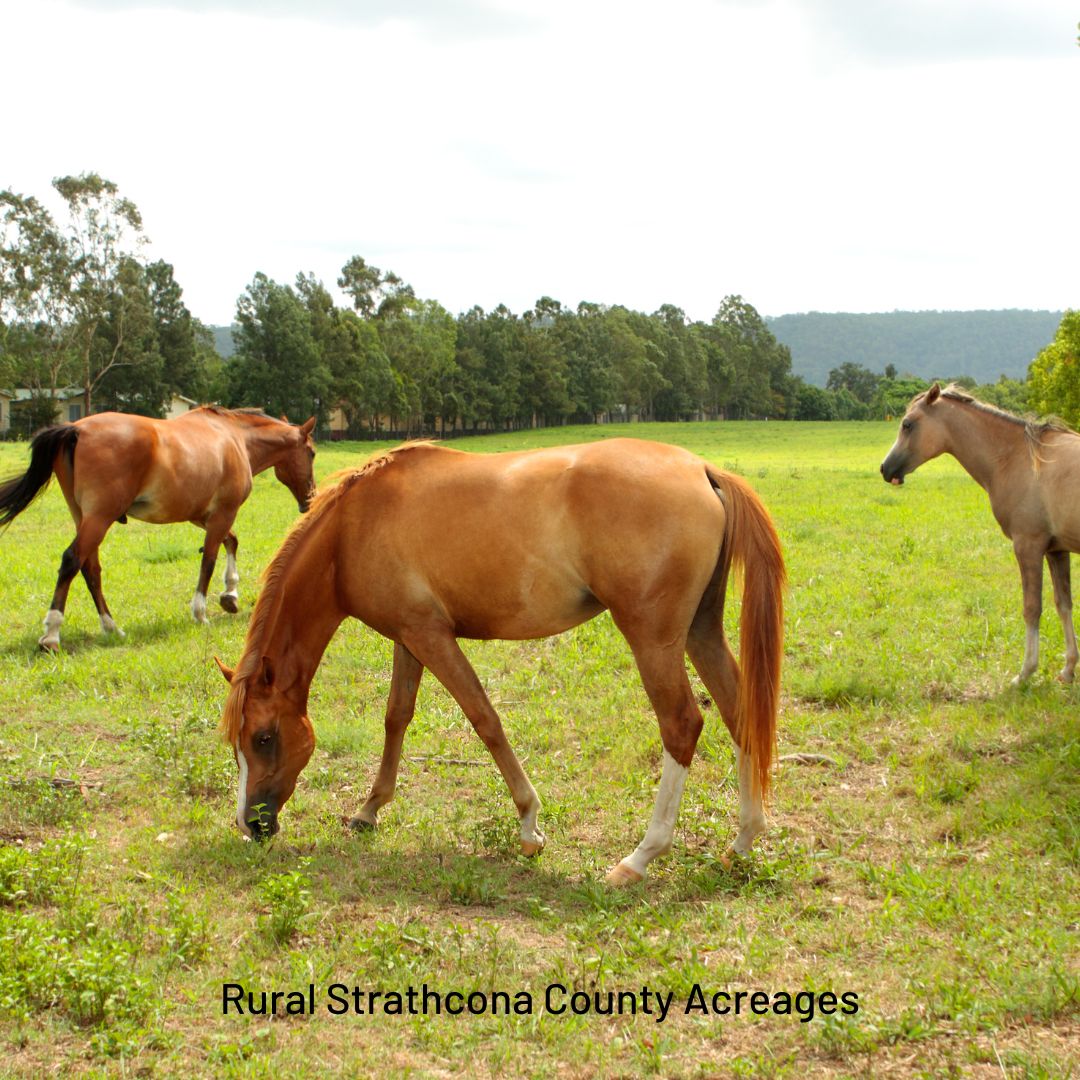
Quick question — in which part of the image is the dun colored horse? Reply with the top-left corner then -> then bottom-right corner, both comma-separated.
0,406 -> 316,651
217,438 -> 785,885
881,382 -> 1080,683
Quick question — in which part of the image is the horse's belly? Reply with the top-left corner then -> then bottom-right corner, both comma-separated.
452,591 -> 606,641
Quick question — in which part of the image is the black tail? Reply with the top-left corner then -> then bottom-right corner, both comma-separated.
0,425 -> 79,527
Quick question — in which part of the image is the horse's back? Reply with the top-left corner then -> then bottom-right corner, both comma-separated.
334,439 -> 727,640
67,411 -> 246,524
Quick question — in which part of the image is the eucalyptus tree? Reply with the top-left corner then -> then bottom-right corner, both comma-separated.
0,189 -> 74,415
52,174 -> 147,415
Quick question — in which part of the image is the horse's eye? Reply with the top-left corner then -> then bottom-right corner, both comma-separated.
901,419 -> 914,432
255,731 -> 275,750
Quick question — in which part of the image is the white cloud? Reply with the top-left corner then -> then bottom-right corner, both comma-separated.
4,0 -> 1078,324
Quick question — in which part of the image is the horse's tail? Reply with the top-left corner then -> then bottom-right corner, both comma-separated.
708,466 -> 785,801
0,425 -> 79,527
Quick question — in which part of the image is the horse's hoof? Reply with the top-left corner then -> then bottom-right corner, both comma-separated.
520,838 -> 545,857
605,861 -> 643,887
219,593 -> 239,614
347,815 -> 376,832
37,638 -> 60,654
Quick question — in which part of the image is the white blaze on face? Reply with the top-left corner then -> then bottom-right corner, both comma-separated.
235,745 -> 252,836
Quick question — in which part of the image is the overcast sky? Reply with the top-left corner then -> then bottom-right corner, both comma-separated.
3,0 -> 1078,325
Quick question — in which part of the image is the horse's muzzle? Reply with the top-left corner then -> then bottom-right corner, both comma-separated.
245,796 -> 280,841
880,460 -> 905,486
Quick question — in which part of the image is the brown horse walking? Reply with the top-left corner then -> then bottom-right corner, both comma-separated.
217,438 -> 785,884
0,406 -> 316,651
881,382 -> 1080,683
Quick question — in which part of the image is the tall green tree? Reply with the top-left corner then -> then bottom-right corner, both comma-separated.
0,189 -> 75,414
1027,310 -> 1080,426
52,174 -> 147,415
91,257 -> 164,415
228,273 -> 330,422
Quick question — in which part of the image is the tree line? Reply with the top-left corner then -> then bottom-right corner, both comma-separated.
2,175 -> 1076,436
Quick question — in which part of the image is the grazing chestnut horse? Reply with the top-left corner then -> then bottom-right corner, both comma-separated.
881,382 -> 1080,684
0,406 -> 316,651
217,438 -> 785,885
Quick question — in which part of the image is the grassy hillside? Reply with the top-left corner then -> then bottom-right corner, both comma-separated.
0,423 -> 1076,1077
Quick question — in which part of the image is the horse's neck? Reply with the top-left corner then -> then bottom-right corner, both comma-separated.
942,403 -> 1025,493
238,420 -> 294,474
253,521 -> 346,705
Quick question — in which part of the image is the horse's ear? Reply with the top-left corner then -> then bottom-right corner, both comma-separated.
300,416 -> 316,436
260,656 -> 275,687
214,656 -> 235,684
926,382 -> 941,404
280,413 -> 289,423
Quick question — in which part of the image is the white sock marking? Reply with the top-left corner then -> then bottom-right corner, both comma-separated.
1015,625 -> 1040,683
223,551 -> 239,596
38,609 -> 63,648
732,747 -> 767,854
621,750 -> 689,877
190,591 -> 208,623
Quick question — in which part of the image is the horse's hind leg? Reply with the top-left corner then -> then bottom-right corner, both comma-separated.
80,548 -> 123,637
607,635 -> 704,886
39,516 -> 112,651
219,531 -> 240,613
350,642 -> 424,829
400,627 -> 545,856
686,624 -> 767,861
1047,551 -> 1078,683
192,515 -> 234,623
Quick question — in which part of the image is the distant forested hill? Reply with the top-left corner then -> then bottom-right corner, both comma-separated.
766,310 -> 1063,387
211,325 -> 236,358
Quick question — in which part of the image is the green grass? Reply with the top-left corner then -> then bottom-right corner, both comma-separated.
0,422 -> 1077,1077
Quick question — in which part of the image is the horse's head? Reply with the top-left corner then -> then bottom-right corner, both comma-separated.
881,383 -> 948,485
274,417 -> 317,512
216,656 -> 315,840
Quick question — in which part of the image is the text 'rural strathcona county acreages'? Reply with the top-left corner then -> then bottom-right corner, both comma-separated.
222,983 -> 860,1023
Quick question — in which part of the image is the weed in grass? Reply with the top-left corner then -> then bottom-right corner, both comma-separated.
438,858 -> 507,906
0,908 -> 153,1027
156,887 -> 212,968
133,711 -> 234,798
0,774 -> 86,831
0,835 -> 86,907
256,864 -> 314,945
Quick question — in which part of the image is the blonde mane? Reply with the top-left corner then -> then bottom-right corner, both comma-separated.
219,445 -> 422,741
918,383 -> 1076,471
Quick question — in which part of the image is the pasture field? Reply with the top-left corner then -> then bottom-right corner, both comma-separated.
0,421 -> 1076,1078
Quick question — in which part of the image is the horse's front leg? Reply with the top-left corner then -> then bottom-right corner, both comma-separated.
1047,551 -> 1078,683
350,642 -> 423,829
401,627 -> 545,857
1012,538 -> 1045,684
